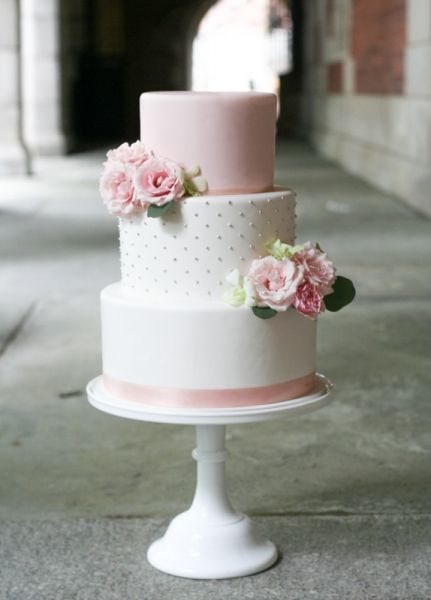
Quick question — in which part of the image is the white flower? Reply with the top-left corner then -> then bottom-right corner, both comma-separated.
226,268 -> 241,287
184,165 -> 208,196
243,276 -> 256,307
223,269 -> 256,307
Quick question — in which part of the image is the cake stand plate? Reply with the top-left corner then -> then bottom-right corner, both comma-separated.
87,374 -> 333,579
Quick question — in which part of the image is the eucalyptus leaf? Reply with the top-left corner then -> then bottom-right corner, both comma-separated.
252,306 -> 278,320
147,201 -> 174,218
324,276 -> 356,312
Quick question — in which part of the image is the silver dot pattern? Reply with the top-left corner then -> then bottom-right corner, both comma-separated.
119,189 -> 296,300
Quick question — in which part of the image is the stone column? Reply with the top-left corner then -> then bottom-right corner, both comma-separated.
20,0 -> 66,156
0,0 -> 29,174
405,0 -> 431,215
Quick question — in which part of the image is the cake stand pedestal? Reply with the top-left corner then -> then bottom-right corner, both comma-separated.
87,374 -> 333,579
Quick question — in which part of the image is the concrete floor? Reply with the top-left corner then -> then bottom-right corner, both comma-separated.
0,142 -> 430,598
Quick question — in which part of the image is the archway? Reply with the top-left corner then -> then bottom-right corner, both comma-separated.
191,0 -> 292,99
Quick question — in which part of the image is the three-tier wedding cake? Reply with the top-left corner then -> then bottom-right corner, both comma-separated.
98,92 -> 354,408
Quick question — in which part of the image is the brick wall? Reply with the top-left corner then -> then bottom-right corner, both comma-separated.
352,0 -> 406,94
327,61 -> 343,93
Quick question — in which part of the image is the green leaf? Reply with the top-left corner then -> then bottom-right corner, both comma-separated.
252,306 -> 278,320
147,201 -> 174,218
315,242 -> 323,252
324,276 -> 356,312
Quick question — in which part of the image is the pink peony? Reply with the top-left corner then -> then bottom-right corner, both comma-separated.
293,282 -> 325,319
99,163 -> 147,216
134,156 -> 185,206
106,141 -> 150,166
293,242 -> 336,295
248,256 -> 304,311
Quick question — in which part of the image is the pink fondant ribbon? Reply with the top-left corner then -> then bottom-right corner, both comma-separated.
102,373 -> 316,408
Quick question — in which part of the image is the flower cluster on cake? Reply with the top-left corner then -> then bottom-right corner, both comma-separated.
97,92 -> 355,408
100,141 -> 207,218
224,238 -> 354,320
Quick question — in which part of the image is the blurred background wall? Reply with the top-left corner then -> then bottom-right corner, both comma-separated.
0,0 -> 430,215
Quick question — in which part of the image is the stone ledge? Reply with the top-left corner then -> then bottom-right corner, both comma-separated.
312,125 -> 431,217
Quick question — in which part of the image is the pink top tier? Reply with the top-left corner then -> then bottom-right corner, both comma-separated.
140,91 -> 277,195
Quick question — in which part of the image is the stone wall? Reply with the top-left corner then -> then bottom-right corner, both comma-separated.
302,0 -> 431,216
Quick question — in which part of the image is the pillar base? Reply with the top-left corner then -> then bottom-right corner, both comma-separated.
0,142 -> 29,175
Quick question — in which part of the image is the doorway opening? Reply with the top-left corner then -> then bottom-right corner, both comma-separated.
192,0 -> 292,98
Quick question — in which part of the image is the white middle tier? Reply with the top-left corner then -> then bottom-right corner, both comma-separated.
119,188 -> 295,300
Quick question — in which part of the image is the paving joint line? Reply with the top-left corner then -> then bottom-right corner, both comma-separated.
99,511 -> 431,520
0,303 -> 36,360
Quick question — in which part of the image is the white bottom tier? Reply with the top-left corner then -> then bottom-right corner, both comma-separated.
101,283 -> 316,408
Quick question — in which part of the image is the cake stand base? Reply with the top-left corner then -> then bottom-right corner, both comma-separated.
87,374 -> 333,579
147,425 -> 277,579
148,511 -> 277,579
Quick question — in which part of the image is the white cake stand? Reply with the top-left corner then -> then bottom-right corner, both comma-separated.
87,373 -> 333,580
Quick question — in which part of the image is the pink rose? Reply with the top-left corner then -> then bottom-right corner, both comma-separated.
293,242 -> 336,295
99,163 -> 147,216
135,156 -> 185,206
106,141 -> 150,166
293,282 -> 325,319
248,256 -> 304,311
